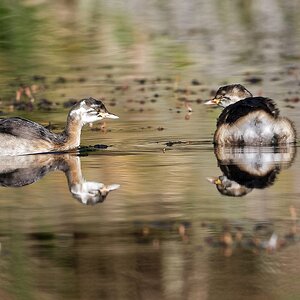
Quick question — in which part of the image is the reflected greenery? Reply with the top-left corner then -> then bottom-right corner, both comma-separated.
0,0 -> 40,76
154,38 -> 192,68
9,233 -> 33,300
1,216 -> 298,300
113,14 -> 136,47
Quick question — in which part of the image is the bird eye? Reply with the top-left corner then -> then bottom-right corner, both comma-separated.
87,109 -> 97,115
222,96 -> 230,101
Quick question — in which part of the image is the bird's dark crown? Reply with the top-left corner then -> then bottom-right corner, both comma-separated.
214,84 -> 253,107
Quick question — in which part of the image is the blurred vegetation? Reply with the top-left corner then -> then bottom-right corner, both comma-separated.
8,233 -> 33,300
113,14 -> 136,47
0,0 -> 40,77
154,37 -> 192,68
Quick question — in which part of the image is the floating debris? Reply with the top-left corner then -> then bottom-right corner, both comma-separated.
175,88 -> 188,94
135,78 -> 146,85
270,77 -> 280,81
284,97 -> 300,103
191,79 -> 201,85
244,77 -> 262,84
16,85 -> 35,102
37,98 -> 53,111
93,144 -> 109,149
185,101 -> 193,112
32,75 -> 46,82
165,141 -> 184,147
63,99 -> 78,108
13,100 -> 34,111
54,76 -> 67,84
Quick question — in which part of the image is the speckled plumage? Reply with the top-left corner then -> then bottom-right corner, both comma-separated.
208,144 -> 296,197
0,117 -> 67,144
216,97 -> 279,127
207,84 -> 296,146
0,97 -> 118,156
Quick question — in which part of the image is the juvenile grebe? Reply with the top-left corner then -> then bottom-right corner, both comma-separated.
0,154 -> 120,205
207,144 -> 296,196
205,84 -> 296,146
0,97 -> 118,156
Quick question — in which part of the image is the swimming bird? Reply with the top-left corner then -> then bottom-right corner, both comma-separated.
205,84 -> 296,146
0,97 -> 118,156
207,144 -> 296,196
0,154 -> 120,205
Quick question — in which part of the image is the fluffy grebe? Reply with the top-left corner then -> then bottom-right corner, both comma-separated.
205,84 -> 296,146
0,97 -> 118,156
0,154 -> 120,205
207,144 -> 296,197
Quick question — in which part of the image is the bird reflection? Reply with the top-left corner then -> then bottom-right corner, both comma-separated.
207,145 -> 296,196
0,154 -> 120,205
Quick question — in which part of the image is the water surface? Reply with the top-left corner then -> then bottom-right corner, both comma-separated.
0,1 -> 300,299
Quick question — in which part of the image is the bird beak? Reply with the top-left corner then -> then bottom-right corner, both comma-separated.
103,112 -> 119,119
106,184 -> 121,191
204,98 -> 220,105
206,177 -> 222,185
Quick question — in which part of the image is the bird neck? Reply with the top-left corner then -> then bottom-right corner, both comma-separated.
61,115 -> 84,150
60,155 -> 83,187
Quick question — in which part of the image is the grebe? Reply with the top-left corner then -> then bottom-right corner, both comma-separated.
0,154 -> 120,205
207,144 -> 296,197
205,84 -> 296,146
0,97 -> 118,156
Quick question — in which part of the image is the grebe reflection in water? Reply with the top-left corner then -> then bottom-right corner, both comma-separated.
0,154 -> 120,205
207,145 -> 296,197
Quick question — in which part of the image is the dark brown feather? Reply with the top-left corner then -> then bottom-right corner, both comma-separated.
217,97 -> 279,127
0,117 -> 66,144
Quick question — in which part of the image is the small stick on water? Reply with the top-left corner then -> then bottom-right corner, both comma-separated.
100,122 -> 107,131
289,205 -> 297,221
25,86 -> 35,102
185,101 -> 193,112
16,87 -> 23,101
289,205 -> 297,235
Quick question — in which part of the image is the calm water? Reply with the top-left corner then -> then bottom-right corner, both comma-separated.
1,1 -> 300,299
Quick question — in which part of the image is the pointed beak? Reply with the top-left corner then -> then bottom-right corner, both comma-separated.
206,177 -> 222,185
204,98 -> 220,105
107,184 -> 120,191
99,184 -> 120,195
104,112 -> 119,119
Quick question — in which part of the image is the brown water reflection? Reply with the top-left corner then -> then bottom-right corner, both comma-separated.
0,147 -> 299,299
208,145 -> 297,196
0,154 -> 120,205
